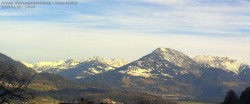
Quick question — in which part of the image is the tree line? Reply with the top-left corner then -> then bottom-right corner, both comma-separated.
221,86 -> 250,104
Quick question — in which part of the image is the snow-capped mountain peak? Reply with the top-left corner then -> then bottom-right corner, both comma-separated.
152,47 -> 199,69
193,55 -> 244,74
87,56 -> 128,68
22,59 -> 85,73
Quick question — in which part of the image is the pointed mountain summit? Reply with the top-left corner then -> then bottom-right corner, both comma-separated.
117,47 -> 201,78
152,47 -> 200,70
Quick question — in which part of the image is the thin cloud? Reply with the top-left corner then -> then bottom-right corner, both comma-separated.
67,2 -> 250,36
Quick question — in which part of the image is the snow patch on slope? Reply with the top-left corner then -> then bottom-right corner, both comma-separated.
161,72 -> 173,78
194,55 -> 243,74
88,68 -> 102,74
119,66 -> 153,78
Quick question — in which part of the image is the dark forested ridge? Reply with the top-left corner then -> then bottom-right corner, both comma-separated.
221,86 -> 250,104
0,53 -> 35,74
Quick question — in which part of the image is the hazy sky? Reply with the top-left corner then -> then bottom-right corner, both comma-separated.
0,0 -> 250,64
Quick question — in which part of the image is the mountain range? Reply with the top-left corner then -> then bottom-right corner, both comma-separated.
22,56 -> 128,79
2,47 -> 250,101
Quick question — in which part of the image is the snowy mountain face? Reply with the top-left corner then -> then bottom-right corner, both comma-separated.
193,55 -> 246,74
22,56 -> 128,74
152,48 -> 198,69
22,59 -> 85,73
118,47 -> 201,78
237,65 -> 250,84
59,57 -> 128,79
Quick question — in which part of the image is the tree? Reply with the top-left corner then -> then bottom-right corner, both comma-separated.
221,90 -> 239,104
239,86 -> 250,104
0,66 -> 33,103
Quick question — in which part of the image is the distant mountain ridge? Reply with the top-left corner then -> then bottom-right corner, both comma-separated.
193,55 -> 247,74
22,56 -> 128,73
22,56 -> 128,79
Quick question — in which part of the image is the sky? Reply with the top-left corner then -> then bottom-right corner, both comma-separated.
0,0 -> 250,64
